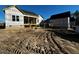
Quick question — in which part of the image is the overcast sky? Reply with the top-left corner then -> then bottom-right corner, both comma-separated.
0,5 -> 79,22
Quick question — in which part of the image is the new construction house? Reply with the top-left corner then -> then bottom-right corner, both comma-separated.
3,6 -> 43,28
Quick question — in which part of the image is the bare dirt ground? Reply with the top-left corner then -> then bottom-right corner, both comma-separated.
0,28 -> 79,54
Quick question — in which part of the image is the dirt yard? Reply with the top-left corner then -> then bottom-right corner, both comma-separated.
0,28 -> 79,54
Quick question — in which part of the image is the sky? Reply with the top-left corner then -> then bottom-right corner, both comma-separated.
1,5 -> 79,22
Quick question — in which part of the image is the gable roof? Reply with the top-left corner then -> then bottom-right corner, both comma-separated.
46,11 -> 75,22
50,11 -> 70,19
4,5 -> 38,17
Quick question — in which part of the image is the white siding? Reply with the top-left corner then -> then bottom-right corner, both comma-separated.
36,15 -> 43,25
5,6 -> 24,28
4,6 -> 43,28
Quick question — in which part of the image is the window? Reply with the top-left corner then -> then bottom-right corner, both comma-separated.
12,15 -> 15,21
12,15 -> 19,21
16,16 -> 19,21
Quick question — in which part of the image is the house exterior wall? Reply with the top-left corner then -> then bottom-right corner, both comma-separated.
36,15 -> 43,25
49,17 -> 69,29
4,6 -> 43,28
5,6 -> 24,28
70,21 -> 75,27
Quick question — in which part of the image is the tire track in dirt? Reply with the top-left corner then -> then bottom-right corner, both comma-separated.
0,29 -> 79,54
50,32 -> 70,54
46,32 -> 63,53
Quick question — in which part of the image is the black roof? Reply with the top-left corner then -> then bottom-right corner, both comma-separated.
19,9 -> 38,17
50,11 -> 71,19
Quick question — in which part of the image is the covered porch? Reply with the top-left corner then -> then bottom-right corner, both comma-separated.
24,16 -> 37,28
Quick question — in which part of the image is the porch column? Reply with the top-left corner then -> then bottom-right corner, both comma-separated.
68,17 -> 71,30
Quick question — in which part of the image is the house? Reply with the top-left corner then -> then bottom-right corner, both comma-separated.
73,13 -> 79,33
0,22 -> 5,29
40,19 -> 50,28
3,6 -> 43,28
47,11 -> 76,30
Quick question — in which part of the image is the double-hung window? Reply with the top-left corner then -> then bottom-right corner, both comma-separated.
12,15 -> 19,21
16,16 -> 19,21
12,15 -> 15,21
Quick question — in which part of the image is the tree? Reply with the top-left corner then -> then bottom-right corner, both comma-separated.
73,10 -> 79,25
74,10 -> 79,17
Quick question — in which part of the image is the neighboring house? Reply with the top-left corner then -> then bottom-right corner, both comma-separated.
40,19 -> 50,28
3,6 -> 43,28
47,11 -> 76,30
0,22 -> 5,29
73,14 -> 79,32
